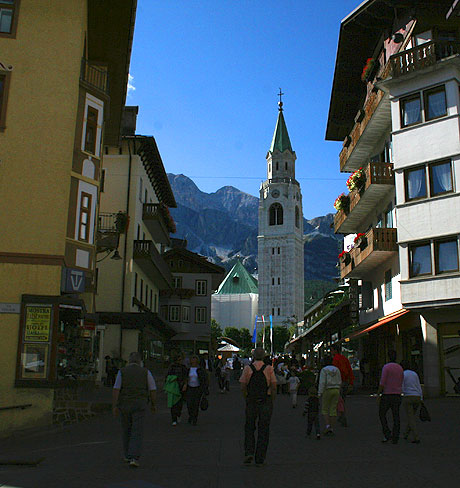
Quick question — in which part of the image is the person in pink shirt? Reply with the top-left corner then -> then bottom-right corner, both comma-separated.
377,350 -> 404,444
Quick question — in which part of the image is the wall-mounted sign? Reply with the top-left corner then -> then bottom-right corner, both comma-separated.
24,305 -> 52,342
0,303 -> 20,314
63,268 -> 86,293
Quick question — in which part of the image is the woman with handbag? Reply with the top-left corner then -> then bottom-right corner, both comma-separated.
401,360 -> 423,444
184,355 -> 209,426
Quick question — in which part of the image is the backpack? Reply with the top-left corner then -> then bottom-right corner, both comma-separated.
247,364 -> 268,403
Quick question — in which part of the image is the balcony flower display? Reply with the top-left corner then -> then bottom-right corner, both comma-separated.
361,57 -> 376,82
346,167 -> 366,191
338,250 -> 351,265
334,193 -> 350,212
354,232 -> 368,250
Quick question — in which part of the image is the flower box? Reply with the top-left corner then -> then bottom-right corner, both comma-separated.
346,168 -> 366,192
334,193 -> 350,212
361,57 -> 379,83
338,250 -> 351,265
354,232 -> 368,250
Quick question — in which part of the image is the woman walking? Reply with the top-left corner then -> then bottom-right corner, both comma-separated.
401,360 -> 423,444
318,356 -> 342,436
165,352 -> 188,426
184,355 -> 209,425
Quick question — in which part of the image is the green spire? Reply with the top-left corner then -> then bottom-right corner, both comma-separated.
215,260 -> 258,295
269,106 -> 292,153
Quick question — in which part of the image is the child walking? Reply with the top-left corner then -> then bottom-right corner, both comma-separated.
287,369 -> 300,408
303,386 -> 321,439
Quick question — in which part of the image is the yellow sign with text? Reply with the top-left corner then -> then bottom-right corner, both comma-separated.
24,306 -> 52,342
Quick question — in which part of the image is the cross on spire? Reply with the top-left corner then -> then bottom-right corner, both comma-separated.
278,88 -> 284,111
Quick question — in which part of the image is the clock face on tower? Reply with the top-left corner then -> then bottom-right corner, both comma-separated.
271,189 -> 280,198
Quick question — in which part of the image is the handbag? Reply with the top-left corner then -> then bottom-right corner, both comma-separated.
419,402 -> 431,422
200,395 -> 209,411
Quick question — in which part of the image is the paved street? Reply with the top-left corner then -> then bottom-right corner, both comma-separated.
1,378 -> 460,488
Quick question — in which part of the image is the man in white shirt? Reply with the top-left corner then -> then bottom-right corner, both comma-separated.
401,360 -> 423,444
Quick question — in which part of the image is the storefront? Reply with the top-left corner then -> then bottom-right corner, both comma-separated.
438,322 -> 460,396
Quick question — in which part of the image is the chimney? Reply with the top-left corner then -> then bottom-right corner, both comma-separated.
121,106 -> 139,136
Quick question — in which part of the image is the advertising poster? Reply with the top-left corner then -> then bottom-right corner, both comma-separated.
24,305 -> 52,342
21,344 -> 49,379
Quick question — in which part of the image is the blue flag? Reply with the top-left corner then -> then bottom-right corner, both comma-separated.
252,315 -> 258,344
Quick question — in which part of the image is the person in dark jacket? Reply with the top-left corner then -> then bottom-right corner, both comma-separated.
184,355 -> 209,425
112,352 -> 156,468
166,351 -> 188,426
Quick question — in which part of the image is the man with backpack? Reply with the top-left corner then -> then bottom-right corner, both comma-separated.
239,347 -> 277,467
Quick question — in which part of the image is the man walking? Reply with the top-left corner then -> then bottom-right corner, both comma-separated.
112,352 -> 157,467
331,343 -> 354,427
378,350 -> 403,444
240,347 -> 277,467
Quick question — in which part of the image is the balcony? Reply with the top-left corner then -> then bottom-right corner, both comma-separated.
160,288 -> 195,299
133,240 -> 173,289
80,58 -> 109,95
96,212 -> 125,252
142,203 -> 175,246
339,62 -> 391,172
334,162 -> 394,234
390,40 -> 460,79
340,227 -> 398,279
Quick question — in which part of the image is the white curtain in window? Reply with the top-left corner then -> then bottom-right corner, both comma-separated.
404,98 -> 421,126
411,245 -> 431,276
427,91 -> 446,119
407,169 -> 425,199
432,162 -> 452,194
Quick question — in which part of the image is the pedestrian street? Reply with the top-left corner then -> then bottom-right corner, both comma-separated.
1,380 -> 459,488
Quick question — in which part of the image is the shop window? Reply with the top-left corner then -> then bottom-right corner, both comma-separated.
435,239 -> 459,274
409,242 -> 431,277
429,160 -> 453,196
269,203 -> 283,226
401,94 -> 421,127
78,192 -> 92,242
0,0 -> 19,37
195,306 -> 207,323
182,306 -> 190,322
384,269 -> 392,301
169,305 -> 180,322
195,280 -> 207,296
84,107 -> 98,154
404,166 -> 427,201
424,86 -> 447,121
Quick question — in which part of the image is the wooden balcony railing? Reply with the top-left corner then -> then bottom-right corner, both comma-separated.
390,40 -> 460,79
334,162 -> 394,234
80,58 -> 109,94
339,227 -> 397,279
143,203 -> 176,233
339,61 -> 391,172
133,240 -> 172,287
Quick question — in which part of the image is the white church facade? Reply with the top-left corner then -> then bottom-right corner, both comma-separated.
258,98 -> 305,327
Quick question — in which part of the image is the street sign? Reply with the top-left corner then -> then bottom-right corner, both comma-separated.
0,303 -> 20,314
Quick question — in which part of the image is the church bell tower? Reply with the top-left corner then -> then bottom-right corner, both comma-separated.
257,94 -> 304,329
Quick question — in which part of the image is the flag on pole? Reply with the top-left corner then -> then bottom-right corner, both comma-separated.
270,315 -> 273,355
262,315 -> 266,349
252,315 -> 258,344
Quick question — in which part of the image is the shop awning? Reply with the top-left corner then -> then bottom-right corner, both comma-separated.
344,309 -> 409,341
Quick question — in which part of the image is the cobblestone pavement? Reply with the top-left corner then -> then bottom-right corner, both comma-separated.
1,379 -> 459,488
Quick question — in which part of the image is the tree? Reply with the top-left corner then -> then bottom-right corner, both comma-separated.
256,326 -> 290,354
239,328 -> 252,351
223,327 -> 242,347
210,319 -> 222,352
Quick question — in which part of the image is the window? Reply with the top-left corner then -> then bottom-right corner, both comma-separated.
409,242 -> 432,277
182,306 -> 190,322
278,247 -> 280,254
272,247 -> 275,255
278,277 -> 280,285
139,178 -> 143,202
385,204 -> 394,228
134,273 -> 138,298
271,308 -> 275,316
276,162 -> 279,171
295,206 -> 300,228
405,166 -> 427,201
100,169 -> 106,192
153,293 -> 157,312
169,305 -> 180,322
269,203 -> 283,226
384,269 -> 392,301
0,71 -> 11,129
78,192 -> 92,242
401,94 -> 421,127
150,289 -> 153,309
84,107 -> 98,154
277,308 -> 280,316
272,277 -> 275,285
144,188 -> 148,204
195,307 -> 207,323
285,162 -> 288,170
196,280 -> 207,296
173,276 -> 182,288
140,279 -> 143,302
429,160 -> 452,196
424,86 -> 447,121
0,0 -> 19,37
137,224 -> 140,240
160,305 -> 168,320
435,239 -> 459,274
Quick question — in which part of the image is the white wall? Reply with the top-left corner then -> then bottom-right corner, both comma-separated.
212,293 -> 259,330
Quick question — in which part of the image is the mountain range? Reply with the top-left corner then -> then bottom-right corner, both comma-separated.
167,173 -> 342,283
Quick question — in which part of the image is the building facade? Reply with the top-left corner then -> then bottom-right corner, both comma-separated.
160,246 -> 225,355
258,100 -> 304,327
95,107 -> 177,374
0,0 -> 136,434
326,0 -> 459,396
212,260 -> 259,330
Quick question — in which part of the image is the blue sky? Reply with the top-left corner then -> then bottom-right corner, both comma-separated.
128,0 -> 361,219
